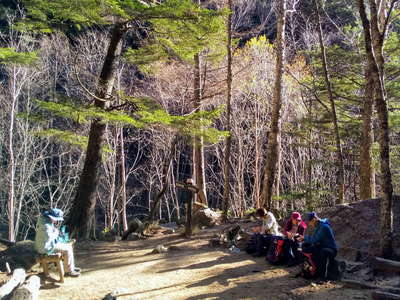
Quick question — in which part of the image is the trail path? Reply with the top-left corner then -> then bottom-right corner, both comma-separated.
35,226 -> 369,300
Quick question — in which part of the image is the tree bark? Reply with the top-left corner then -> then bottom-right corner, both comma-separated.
222,0 -> 233,221
314,0 -> 345,204
193,53 -> 207,206
118,127 -> 128,232
261,0 -> 286,208
359,62 -> 375,200
67,23 -> 125,238
357,0 -> 394,258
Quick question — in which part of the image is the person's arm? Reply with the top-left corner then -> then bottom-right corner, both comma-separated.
282,219 -> 291,236
304,225 -> 325,244
297,222 -> 306,236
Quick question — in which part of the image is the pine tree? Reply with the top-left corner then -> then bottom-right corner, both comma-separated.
21,0 -> 226,238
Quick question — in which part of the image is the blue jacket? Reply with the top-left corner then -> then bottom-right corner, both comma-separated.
304,218 -> 338,250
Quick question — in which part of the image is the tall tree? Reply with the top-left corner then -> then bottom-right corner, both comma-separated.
357,0 -> 395,258
314,0 -> 345,204
192,53 -> 207,205
261,0 -> 286,208
222,0 -> 233,220
23,0 -> 225,238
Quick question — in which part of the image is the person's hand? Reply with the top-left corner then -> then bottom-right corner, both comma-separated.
287,232 -> 293,239
297,235 -> 304,242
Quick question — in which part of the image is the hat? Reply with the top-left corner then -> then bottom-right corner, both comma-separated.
306,212 -> 318,222
44,208 -> 64,221
291,212 -> 302,221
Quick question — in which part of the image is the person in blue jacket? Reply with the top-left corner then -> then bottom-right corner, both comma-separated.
34,208 -> 81,277
298,212 -> 338,280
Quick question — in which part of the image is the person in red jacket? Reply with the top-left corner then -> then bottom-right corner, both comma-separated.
282,212 -> 307,266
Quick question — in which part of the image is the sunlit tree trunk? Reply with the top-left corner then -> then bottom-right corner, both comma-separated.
118,127 -> 128,232
222,0 -> 233,221
261,0 -> 286,208
358,0 -> 394,258
193,53 -> 207,205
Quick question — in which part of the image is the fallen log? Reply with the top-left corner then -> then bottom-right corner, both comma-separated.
371,257 -> 400,273
372,291 -> 400,300
10,275 -> 40,300
342,279 -> 400,294
0,268 -> 26,299
341,279 -> 377,289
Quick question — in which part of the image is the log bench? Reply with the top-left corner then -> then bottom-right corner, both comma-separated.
37,252 -> 64,283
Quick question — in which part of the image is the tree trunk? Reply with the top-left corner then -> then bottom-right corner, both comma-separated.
118,126 -> 128,232
359,62 -> 375,200
149,135 -> 177,221
261,0 -> 286,208
314,0 -> 345,204
7,86 -> 17,242
358,0 -> 394,258
222,0 -> 233,221
193,53 -> 207,206
254,102 -> 261,208
67,23 -> 125,238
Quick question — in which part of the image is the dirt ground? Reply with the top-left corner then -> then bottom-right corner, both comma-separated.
28,225 -> 371,300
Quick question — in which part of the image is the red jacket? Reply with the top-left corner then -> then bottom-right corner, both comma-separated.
283,219 -> 307,236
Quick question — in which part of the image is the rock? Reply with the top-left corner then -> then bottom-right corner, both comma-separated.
150,245 -> 168,254
0,241 -> 38,272
193,208 -> 222,228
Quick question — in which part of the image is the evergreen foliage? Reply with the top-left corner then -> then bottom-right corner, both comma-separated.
0,47 -> 37,65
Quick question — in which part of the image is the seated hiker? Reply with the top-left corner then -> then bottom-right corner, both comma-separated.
282,212 -> 307,266
34,208 -> 81,277
298,212 -> 338,280
249,208 -> 281,257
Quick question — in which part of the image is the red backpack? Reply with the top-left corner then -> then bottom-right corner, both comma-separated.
266,236 -> 285,265
296,252 -> 318,279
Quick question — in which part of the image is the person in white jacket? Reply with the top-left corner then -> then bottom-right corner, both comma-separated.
249,208 -> 281,257
34,208 -> 81,277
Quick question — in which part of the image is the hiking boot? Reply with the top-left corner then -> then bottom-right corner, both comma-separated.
65,270 -> 81,277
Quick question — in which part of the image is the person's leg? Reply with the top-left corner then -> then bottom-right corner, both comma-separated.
319,248 -> 336,280
253,233 -> 264,256
53,242 -> 76,273
283,239 -> 294,265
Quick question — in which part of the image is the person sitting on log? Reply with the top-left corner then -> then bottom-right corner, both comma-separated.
34,208 -> 81,277
250,207 -> 281,257
282,212 -> 307,267
298,212 -> 338,280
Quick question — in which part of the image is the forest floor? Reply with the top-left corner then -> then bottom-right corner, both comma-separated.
29,225 -> 371,300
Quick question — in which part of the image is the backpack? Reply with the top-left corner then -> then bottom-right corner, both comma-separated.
296,252 -> 318,279
245,234 -> 257,254
266,236 -> 285,265
327,259 -> 346,281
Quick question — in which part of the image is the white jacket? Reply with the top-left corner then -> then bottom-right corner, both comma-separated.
262,212 -> 281,236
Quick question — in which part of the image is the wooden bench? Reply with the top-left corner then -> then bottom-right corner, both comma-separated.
37,253 -> 64,283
